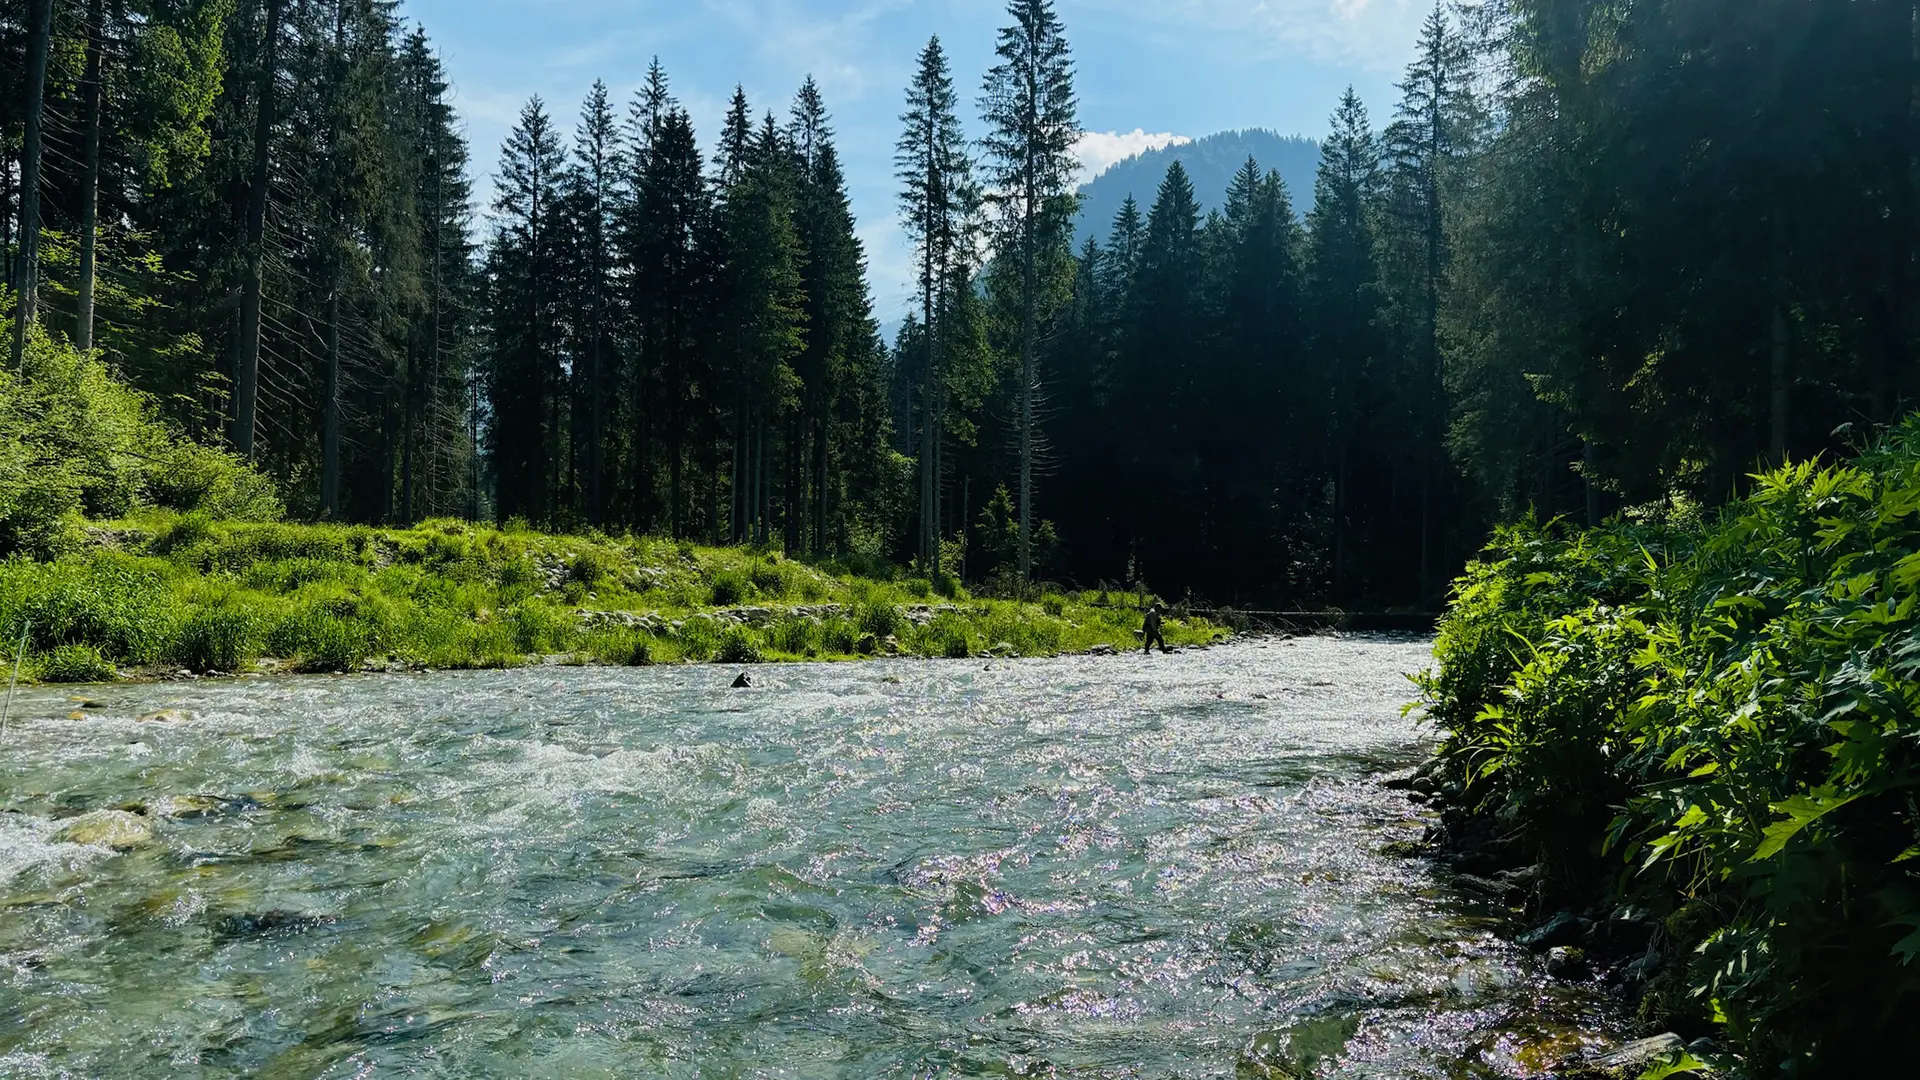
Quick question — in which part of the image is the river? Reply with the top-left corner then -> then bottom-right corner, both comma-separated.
0,636 -> 1617,1078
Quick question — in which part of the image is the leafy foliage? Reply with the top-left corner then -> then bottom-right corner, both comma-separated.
1419,423 -> 1920,1071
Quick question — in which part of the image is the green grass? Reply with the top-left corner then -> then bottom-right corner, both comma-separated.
0,511 -> 1224,683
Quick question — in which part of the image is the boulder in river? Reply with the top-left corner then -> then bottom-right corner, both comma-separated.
53,809 -> 153,849
1545,945 -> 1588,979
1518,910 -> 1589,951
731,672 -> 752,689
1593,1033 -> 1686,1075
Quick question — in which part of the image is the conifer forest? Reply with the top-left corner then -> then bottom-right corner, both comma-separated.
4,0 -> 1910,609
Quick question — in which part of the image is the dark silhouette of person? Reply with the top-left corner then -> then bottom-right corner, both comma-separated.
1142,604 -> 1168,654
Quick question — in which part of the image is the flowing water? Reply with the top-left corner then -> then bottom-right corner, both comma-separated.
0,637 -> 1616,1078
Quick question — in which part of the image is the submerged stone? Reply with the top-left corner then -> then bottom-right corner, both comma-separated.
53,809 -> 153,849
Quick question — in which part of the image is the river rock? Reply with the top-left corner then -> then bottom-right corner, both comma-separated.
53,809 -> 153,849
1594,1033 -> 1685,1074
732,672 -> 752,689
1085,644 -> 1115,656
1545,945 -> 1588,978
1517,911 -> 1588,951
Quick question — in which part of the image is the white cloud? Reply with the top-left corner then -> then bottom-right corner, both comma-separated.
1082,0 -> 1429,71
1073,129 -> 1192,185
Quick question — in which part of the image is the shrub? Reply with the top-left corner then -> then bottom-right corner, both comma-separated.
770,615 -> 816,655
749,561 -> 789,598
505,600 -> 570,654
715,627 -> 762,665
940,628 -> 972,659
273,607 -> 371,673
1417,424 -> 1920,1070
1040,592 -> 1067,617
568,548 -> 616,589
0,329 -> 279,561
0,552 -> 172,664
855,601 -> 902,641
585,629 -> 653,667
170,608 -> 256,673
33,643 -> 117,683
709,568 -> 752,607
675,616 -> 723,662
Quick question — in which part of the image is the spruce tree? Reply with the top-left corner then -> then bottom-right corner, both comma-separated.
896,36 -> 972,571
488,96 -> 567,524
979,0 -> 1079,584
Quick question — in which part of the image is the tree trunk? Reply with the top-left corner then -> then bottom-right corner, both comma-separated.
1770,304 -> 1789,466
229,0 -> 285,455
322,287 -> 342,519
1017,212 -> 1036,586
75,0 -> 106,354
401,339 -> 417,524
9,0 -> 55,372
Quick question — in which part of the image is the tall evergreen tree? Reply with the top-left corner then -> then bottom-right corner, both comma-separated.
1306,88 -> 1385,601
487,96 -> 567,524
979,0 -> 1079,583
896,35 -> 971,571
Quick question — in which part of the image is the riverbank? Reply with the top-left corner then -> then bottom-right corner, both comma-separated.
0,512 -> 1225,685
1413,419 -> 1920,1078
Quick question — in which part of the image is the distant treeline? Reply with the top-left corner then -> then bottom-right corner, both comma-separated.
3,1 -> 1912,608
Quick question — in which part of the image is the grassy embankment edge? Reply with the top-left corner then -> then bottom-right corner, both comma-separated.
1,512 -> 1227,684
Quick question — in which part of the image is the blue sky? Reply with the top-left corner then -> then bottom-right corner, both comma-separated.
400,0 -> 1432,322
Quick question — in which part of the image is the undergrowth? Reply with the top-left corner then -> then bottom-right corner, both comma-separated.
1417,419 -> 1920,1075
0,514 -> 1220,681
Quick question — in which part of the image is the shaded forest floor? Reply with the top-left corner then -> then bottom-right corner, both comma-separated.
0,513 -> 1226,684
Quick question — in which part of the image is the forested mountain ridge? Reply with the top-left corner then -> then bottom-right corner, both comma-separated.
1074,129 -> 1320,243
4,0 -> 1917,617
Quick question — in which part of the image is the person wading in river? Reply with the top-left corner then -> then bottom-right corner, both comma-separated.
1141,604 -> 1169,655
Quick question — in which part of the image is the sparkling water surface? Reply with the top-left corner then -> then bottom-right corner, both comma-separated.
0,637 -> 1615,1078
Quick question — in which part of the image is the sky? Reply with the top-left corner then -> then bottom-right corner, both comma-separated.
399,0 -> 1434,323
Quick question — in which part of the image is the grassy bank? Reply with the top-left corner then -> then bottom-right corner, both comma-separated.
1415,420 -> 1920,1076
0,513 -> 1223,682
0,324 -> 1223,684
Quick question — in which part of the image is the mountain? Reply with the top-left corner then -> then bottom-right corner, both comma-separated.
1075,129 -> 1321,244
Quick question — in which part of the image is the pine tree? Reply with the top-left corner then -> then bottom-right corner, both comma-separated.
567,80 -> 623,526
896,36 -> 972,571
1381,2 -> 1481,601
7,0 -> 52,371
1306,88 -> 1384,601
488,96 -> 567,524
979,0 -> 1079,584
226,0 -> 286,457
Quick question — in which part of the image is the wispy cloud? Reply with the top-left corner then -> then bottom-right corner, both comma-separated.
1080,0 -> 1428,71
1073,129 -> 1191,185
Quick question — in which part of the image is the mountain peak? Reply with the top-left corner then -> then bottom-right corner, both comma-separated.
1075,129 -> 1320,242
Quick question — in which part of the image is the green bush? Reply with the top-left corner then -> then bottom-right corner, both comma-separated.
709,568 -> 751,606
0,328 -> 279,559
749,560 -> 789,598
33,643 -> 117,683
1418,423 -> 1920,1071
716,628 -> 763,665
584,628 -> 653,667
0,552 -> 172,664
170,608 -> 256,673
273,606 -> 372,673
855,601 -> 902,641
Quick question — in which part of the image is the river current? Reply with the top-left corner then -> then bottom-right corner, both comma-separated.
0,637 -> 1615,1078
